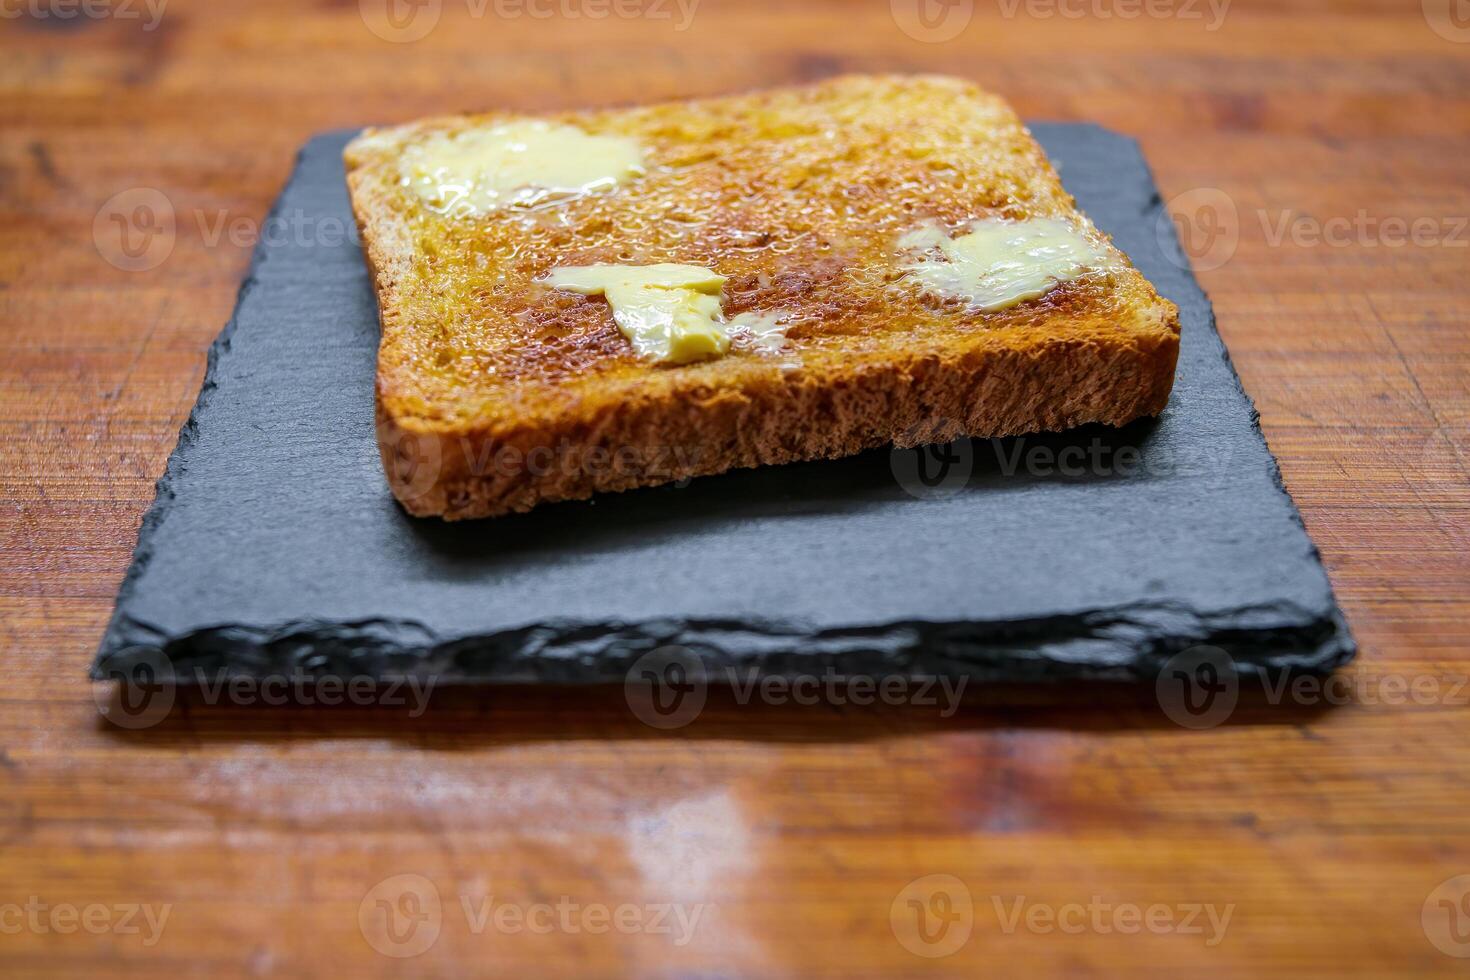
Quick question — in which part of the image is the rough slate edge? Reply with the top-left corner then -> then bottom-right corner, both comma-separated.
92,124 -> 1355,685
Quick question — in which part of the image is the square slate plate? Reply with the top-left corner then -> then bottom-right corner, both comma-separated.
93,125 -> 1354,684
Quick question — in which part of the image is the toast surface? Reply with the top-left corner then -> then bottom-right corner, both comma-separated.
346,74 -> 1180,519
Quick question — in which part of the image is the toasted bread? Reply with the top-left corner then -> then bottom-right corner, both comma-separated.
345,74 -> 1179,520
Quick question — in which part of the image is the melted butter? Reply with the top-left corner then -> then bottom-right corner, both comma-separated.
546,264 -> 730,364
727,310 -> 798,354
546,265 -> 799,365
899,217 -> 1120,311
402,121 -> 645,217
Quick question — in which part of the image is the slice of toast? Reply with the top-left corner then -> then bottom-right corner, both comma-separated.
345,74 -> 1180,520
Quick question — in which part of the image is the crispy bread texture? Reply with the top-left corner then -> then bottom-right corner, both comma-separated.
345,74 -> 1180,520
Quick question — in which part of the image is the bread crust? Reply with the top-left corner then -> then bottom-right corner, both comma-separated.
347,75 -> 1180,520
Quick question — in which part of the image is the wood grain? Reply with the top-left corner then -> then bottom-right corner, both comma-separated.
1,0 -> 1467,975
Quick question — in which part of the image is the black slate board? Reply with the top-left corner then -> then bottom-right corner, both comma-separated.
93,125 -> 1354,684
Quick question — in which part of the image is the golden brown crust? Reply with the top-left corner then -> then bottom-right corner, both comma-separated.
347,74 -> 1181,520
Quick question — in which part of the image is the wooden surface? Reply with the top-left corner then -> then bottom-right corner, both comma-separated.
2,0 -> 1468,975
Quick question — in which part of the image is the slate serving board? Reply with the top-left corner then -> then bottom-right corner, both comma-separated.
93,125 -> 1354,684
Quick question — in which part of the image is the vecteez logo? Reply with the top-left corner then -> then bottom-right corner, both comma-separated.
0,0 -> 168,31
1155,645 -> 1239,730
359,874 -> 443,957
1424,875 -> 1470,958
94,660 -> 438,728
93,649 -> 177,730
890,0 -> 975,42
890,419 -> 975,500
0,898 -> 172,946
360,0 -> 443,42
1159,187 -> 1240,272
623,653 -> 970,728
624,646 -> 709,730
1422,0 -> 1470,43
891,874 -> 974,958
93,188 -> 176,272
377,419 -> 444,508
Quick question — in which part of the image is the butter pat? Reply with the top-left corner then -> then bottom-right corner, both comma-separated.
900,218 -> 1119,311
402,121 -> 644,216
546,264 -> 731,364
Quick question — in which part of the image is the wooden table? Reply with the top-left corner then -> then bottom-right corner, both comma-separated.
2,0 -> 1467,975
